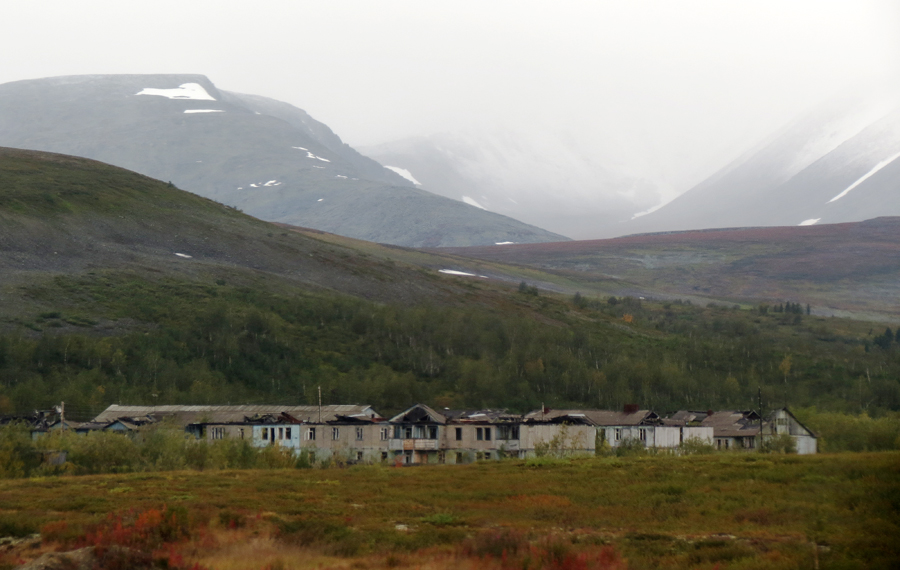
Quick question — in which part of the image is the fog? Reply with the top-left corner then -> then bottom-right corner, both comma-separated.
2,0 -> 898,207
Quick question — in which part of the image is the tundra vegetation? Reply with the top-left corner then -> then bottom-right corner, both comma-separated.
2,283 -> 899,451
0,451 -> 896,569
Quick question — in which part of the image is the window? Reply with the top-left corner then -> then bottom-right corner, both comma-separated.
438,451 -> 445,464
455,427 -> 462,441
278,427 -> 284,440
262,428 -> 268,440
211,427 -> 225,440
381,451 -> 388,461
381,427 -> 390,441
393,425 -> 402,439
475,452 -> 484,460
239,428 -> 245,440
428,426 -> 438,439
404,427 -> 413,439
404,451 -> 412,464
356,427 -> 364,441
414,426 -> 425,439
639,428 -> 647,442
307,427 -> 316,441
476,428 -> 483,441
498,425 -> 520,440
285,428 -> 292,440
357,451 -> 364,461
614,428 -> 621,442
484,452 -> 491,460
332,427 -> 340,440
484,428 -> 492,441
456,452 -> 463,463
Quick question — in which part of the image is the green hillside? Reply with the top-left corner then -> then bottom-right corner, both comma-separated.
1,149 -> 899,440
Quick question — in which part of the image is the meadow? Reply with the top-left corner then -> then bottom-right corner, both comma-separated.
1,452 -> 897,570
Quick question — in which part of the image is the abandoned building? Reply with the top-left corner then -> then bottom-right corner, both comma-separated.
22,402 -> 817,462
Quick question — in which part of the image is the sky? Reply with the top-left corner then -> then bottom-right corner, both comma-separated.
2,0 -> 898,199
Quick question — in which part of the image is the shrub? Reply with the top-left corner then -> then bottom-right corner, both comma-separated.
761,434 -> 796,454
679,436 -> 715,455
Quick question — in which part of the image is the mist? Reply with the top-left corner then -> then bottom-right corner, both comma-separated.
2,0 -> 898,230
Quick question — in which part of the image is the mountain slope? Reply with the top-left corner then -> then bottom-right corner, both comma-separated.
359,130 -> 662,240
0,75 -> 566,247
436,218 -> 900,319
624,98 -> 900,234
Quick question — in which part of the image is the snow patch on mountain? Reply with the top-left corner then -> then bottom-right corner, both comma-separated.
306,151 -> 330,162
184,109 -> 223,114
292,146 -> 308,151
384,166 -> 421,185
463,196 -> 487,210
439,269 -> 488,278
136,83 -> 215,101
495,241 -> 515,245
827,150 -> 900,203
799,218 -> 821,226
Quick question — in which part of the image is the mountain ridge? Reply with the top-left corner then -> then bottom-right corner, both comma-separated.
0,74 -> 567,247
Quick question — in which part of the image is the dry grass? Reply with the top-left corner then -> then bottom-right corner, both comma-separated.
1,453 -> 898,569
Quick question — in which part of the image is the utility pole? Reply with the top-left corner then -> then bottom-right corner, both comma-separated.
757,388 -> 762,452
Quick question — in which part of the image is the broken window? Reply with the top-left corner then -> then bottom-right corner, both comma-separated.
476,428 -> 483,441
332,427 -> 340,440
438,451 -> 445,464
393,425 -> 402,439
285,427 -> 292,440
484,452 -> 491,460
356,451 -> 364,461
404,427 -> 413,439
455,427 -> 462,440
381,427 -> 391,441
381,451 -> 388,461
356,427 -> 364,441
614,428 -> 621,442
307,427 -> 316,441
456,452 -> 463,463
414,425 -> 425,439
428,426 -> 438,439
485,428 -> 492,441
278,427 -> 284,440
262,428 -> 268,440
639,428 -> 647,442
239,428 -> 244,440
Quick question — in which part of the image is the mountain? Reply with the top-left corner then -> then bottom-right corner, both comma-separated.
3,148 -> 899,419
0,75 -> 566,247
359,130 -> 662,240
435,218 -> 900,319
623,96 -> 900,235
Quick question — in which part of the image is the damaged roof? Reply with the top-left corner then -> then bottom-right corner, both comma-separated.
522,409 -> 660,426
92,405 -> 380,427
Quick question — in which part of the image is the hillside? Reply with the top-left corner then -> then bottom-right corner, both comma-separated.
1,148 -> 899,424
0,74 -> 567,247
623,98 -> 900,235
436,218 -> 900,319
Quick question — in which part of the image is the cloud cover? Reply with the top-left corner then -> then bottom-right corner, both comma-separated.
2,0 -> 898,202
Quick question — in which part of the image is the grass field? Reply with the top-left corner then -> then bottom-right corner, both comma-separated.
1,453 -> 897,569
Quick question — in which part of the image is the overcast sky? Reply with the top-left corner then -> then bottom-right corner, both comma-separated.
2,0 -> 898,195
